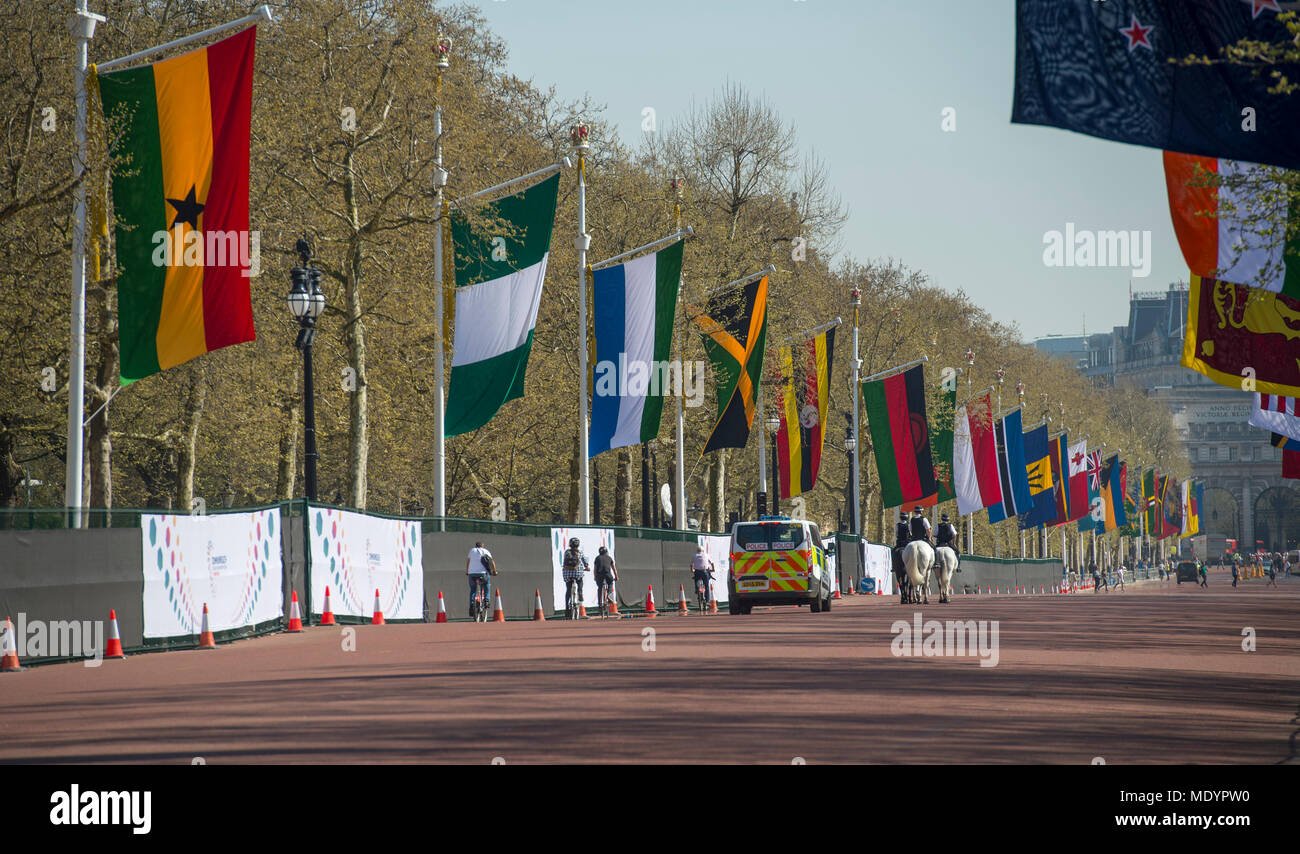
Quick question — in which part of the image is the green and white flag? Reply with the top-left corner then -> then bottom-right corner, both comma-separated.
446,172 -> 560,436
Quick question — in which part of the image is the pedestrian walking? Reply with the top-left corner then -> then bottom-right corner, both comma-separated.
1231,561 -> 1239,588
1199,563 -> 1208,588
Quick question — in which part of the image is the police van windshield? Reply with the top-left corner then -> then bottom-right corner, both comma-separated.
735,523 -> 806,551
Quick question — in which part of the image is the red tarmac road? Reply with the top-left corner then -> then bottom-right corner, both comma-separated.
1,568 -> 1296,764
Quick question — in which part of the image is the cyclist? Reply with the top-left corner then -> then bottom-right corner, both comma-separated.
593,545 -> 617,614
690,546 -> 715,610
561,537 -> 589,617
466,540 -> 493,614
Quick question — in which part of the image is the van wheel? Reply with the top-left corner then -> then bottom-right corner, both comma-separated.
810,595 -> 821,613
822,589 -> 831,612
729,599 -> 744,615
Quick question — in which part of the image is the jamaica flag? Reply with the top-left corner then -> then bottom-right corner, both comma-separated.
693,275 -> 768,454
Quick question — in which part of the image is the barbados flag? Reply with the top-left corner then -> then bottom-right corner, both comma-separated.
97,28 -> 258,383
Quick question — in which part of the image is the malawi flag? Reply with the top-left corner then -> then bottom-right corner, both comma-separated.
863,364 -> 936,509
447,172 -> 559,436
1013,0 -> 1300,171
1164,151 -> 1300,299
1183,274 -> 1300,398
952,392 -> 1002,516
777,328 -> 834,499
96,28 -> 257,383
694,276 -> 769,454
589,240 -> 684,457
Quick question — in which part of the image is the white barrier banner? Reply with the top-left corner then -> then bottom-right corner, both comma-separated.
310,507 -> 423,620
551,527 -> 615,610
863,542 -> 894,596
697,534 -> 730,603
142,509 -> 283,639
823,537 -> 839,595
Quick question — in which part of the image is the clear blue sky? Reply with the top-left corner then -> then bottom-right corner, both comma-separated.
467,0 -> 1185,341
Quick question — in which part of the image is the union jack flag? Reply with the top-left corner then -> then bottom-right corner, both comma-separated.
1087,450 -> 1102,491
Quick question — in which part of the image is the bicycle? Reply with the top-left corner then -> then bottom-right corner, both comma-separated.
596,575 -> 615,618
565,576 -> 581,621
469,575 -> 490,622
695,572 -> 714,615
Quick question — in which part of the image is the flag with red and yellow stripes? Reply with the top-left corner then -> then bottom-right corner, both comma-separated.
777,328 -> 834,499
96,28 -> 257,383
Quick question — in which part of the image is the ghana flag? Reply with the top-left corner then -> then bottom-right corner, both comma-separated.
863,363 -> 936,509
776,328 -> 834,499
96,28 -> 257,383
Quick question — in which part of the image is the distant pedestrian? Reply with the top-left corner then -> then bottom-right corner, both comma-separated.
1091,563 -> 1101,593
1116,564 -> 1126,591
1231,562 -> 1239,588
1199,564 -> 1208,588
1267,565 -> 1277,588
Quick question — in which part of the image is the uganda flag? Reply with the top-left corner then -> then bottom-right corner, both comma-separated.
777,328 -> 834,499
863,363 -> 936,509
694,276 -> 769,455
97,28 -> 257,383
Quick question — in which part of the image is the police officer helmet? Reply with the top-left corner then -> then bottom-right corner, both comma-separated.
569,537 -> 580,548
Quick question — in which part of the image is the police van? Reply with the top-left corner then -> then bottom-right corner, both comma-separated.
728,516 -> 833,615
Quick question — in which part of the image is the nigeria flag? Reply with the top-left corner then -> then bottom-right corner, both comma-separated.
446,172 -> 560,436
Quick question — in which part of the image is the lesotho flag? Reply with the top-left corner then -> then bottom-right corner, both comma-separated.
96,28 -> 258,383
589,240 -> 684,456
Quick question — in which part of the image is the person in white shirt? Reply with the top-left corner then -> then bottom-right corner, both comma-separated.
466,541 -> 493,611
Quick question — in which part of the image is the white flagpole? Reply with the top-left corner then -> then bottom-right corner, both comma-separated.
67,2 -> 103,527
672,179 -> 686,530
574,122 -> 591,524
432,37 -> 450,520
851,289 -> 861,536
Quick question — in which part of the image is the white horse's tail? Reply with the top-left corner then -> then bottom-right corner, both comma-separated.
903,540 -> 935,587
935,546 -> 959,576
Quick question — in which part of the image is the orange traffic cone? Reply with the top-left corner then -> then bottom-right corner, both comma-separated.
645,585 -> 657,617
678,585 -> 689,615
197,603 -> 217,649
105,610 -> 125,659
833,584 -> 842,600
1,615 -> 21,672
532,589 -> 546,621
607,587 -> 619,616
492,588 -> 505,623
287,591 -> 304,632
371,589 -> 385,625
320,586 -> 336,626
436,591 -> 448,623
709,593 -> 719,614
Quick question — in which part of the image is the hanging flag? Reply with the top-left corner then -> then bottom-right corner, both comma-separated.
1142,468 -> 1160,534
446,172 -> 559,436
987,409 -> 1033,524
953,393 -> 1002,516
1249,393 -> 1300,442
776,328 -> 835,498
589,240 -> 684,457
96,28 -> 258,383
1163,151 -> 1300,299
1099,455 -> 1127,532
1193,481 -> 1204,534
1078,451 -> 1103,532
1018,422 -> 1057,529
1049,433 -> 1069,526
1274,433 -> 1300,479
1066,440 -> 1090,522
1180,479 -> 1200,537
863,363 -> 937,509
1183,274 -> 1300,398
930,386 -> 958,504
1161,476 -> 1184,539
693,275 -> 769,454
1013,0 -> 1300,171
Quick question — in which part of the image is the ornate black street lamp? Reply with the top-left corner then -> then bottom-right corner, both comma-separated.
288,238 -> 325,502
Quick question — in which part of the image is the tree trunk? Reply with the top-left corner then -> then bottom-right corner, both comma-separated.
175,366 -> 207,512
275,397 -> 300,501
615,448 -> 632,526
343,149 -> 369,509
566,429 -> 580,523
87,284 -> 117,511
708,449 -> 726,532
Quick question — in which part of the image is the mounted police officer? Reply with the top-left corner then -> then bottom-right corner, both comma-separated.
893,516 -> 911,601
935,512 -> 959,572
908,505 -> 932,545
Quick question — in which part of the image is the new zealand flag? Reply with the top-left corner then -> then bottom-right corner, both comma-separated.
1013,0 -> 1300,170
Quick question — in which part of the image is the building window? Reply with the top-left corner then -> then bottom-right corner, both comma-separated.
1209,447 -> 1218,462
1228,446 -> 1237,462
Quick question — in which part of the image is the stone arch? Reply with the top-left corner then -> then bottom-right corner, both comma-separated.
1253,486 -> 1300,552
1201,486 -> 1239,539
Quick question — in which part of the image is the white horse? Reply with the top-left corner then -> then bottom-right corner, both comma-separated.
934,546 -> 959,603
902,540 -> 935,605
